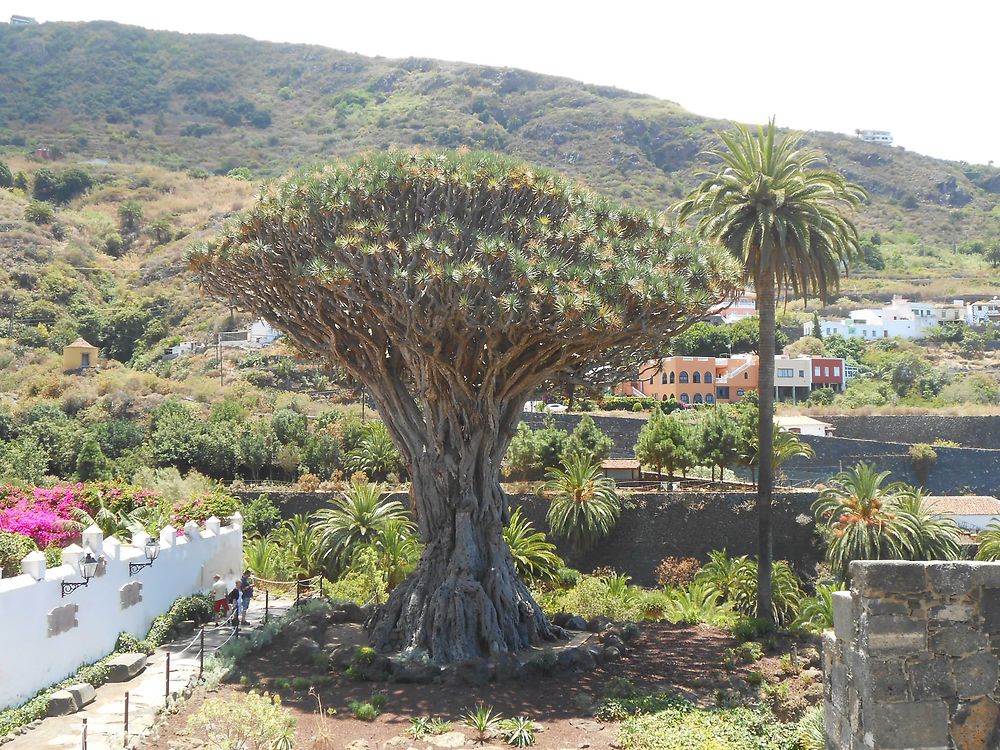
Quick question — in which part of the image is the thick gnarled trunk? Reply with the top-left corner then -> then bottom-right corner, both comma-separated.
370,412 -> 558,663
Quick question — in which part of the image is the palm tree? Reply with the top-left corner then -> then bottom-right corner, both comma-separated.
70,498 -> 148,541
748,425 -> 815,483
677,120 -> 866,621
345,421 -> 404,481
313,480 -> 408,573
503,507 -> 563,584
374,518 -> 421,590
976,520 -> 1000,561
544,453 -> 621,553
273,514 -> 325,580
893,487 -> 961,562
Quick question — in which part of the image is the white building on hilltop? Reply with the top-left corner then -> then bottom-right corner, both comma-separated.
857,129 -> 893,145
219,319 -> 284,348
806,296 -> 968,341
967,297 -> 1000,326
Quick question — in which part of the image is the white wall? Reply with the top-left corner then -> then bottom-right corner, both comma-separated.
0,516 -> 242,709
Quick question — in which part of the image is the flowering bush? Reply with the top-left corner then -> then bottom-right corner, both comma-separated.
80,481 -> 160,515
171,490 -> 242,526
0,484 -> 85,547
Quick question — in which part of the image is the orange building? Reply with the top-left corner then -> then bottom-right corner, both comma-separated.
615,355 -> 759,405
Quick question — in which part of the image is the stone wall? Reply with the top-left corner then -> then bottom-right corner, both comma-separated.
239,489 -> 822,585
782,435 -> 1000,495
824,414 -> 1000,450
824,560 -> 1000,750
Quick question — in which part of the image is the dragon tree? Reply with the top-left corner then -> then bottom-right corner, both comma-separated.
190,151 -> 740,663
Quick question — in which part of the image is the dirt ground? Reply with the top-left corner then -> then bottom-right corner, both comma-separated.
145,622 -> 755,750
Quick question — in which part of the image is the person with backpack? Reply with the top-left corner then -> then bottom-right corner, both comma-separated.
239,570 -> 254,625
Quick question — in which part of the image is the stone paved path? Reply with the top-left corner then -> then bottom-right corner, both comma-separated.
3,596 -> 293,750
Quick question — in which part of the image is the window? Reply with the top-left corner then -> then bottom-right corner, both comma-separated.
669,372 -> 675,384
705,394 -> 715,404
814,366 -> 821,376
694,394 -> 703,403
777,368 -> 794,378
883,331 -> 888,338
693,372 -> 701,384
736,389 -> 745,397
80,352 -> 91,368
679,372 -> 689,384
744,372 -> 749,380
716,387 -> 730,400
834,367 -> 840,376
798,370 -> 805,378
824,367 -> 830,376
661,372 -> 668,385
680,393 -> 689,403
704,372 -> 713,383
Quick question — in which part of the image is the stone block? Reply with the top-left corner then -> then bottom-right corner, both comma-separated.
907,654 -> 954,701
106,653 -> 147,682
176,619 -> 196,635
862,597 -> 910,616
953,651 -> 1000,698
47,603 -> 79,637
864,614 -> 927,655
832,591 -> 855,643
46,690 -> 79,716
983,588 -> 1000,633
929,623 -> 987,657
852,561 -> 928,597
952,696 -> 1000,750
866,700 -> 949,749
120,580 -> 143,609
929,600 -> 974,622
927,562 -> 975,596
970,563 -> 1000,589
868,658 -> 909,702
64,683 -> 95,709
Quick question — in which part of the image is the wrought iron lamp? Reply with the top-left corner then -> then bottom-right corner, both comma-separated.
61,551 -> 99,597
129,539 -> 160,576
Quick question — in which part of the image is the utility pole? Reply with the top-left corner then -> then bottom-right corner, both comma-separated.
218,334 -> 224,386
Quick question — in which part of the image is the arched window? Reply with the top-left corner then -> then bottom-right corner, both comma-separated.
661,372 -> 668,385
669,372 -> 676,384
694,394 -> 703,404
693,372 -> 701,384
679,393 -> 689,403
704,372 -> 713,383
744,372 -> 749,380
679,371 -> 689,384
706,394 -> 715,404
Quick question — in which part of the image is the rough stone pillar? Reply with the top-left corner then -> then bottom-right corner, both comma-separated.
823,561 -> 1000,750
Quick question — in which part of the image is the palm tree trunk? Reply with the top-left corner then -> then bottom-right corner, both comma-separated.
756,281 -> 777,624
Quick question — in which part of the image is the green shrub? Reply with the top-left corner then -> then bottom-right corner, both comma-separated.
745,670 -> 764,687
351,700 -> 380,721
187,691 -> 296,749
292,676 -> 310,690
0,531 -> 37,577
796,707 -> 825,750
24,200 -> 55,224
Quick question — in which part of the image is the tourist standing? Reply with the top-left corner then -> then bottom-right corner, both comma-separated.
240,569 -> 254,625
210,574 -> 228,624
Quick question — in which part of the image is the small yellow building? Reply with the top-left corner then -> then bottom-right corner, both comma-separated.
63,338 -> 99,371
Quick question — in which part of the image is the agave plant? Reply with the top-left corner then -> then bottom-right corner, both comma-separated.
976,519 -> 1000,561
463,704 -> 501,745
796,706 -> 825,750
791,581 -> 845,634
544,453 -> 621,552
662,582 -> 732,626
345,421 -> 404,481
499,717 -> 536,748
694,550 -> 802,624
503,507 -> 563,584
313,480 -> 408,573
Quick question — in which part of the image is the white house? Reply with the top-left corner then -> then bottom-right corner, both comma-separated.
857,130 -> 893,145
248,319 -> 282,345
775,415 -> 834,437
806,297 -> 969,341
967,297 -> 1000,326
923,496 -> 1000,532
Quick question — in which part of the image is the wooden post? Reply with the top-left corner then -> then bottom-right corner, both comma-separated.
319,577 -> 324,599
165,652 -> 170,705
199,627 -> 205,679
295,579 -> 301,607
123,691 -> 129,748
265,590 -> 270,624
81,717 -> 88,750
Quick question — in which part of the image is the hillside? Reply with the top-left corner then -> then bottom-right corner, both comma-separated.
1,18 -> 1000,369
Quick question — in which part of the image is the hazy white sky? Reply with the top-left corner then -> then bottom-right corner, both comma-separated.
10,0 -> 998,165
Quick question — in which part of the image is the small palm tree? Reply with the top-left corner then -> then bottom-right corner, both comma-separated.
274,514 -> 325,580
893,487 -> 961,561
244,535 -> 289,581
70,498 -> 147,541
544,453 -> 621,553
677,119 -> 866,622
503,507 -> 563,584
374,518 -> 421,590
345,421 -> 404,481
313,480 -> 408,572
976,520 -> 1000,561
812,463 -> 915,580
748,425 -> 815,482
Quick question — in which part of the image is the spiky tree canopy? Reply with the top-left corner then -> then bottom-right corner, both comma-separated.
191,150 -> 740,449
